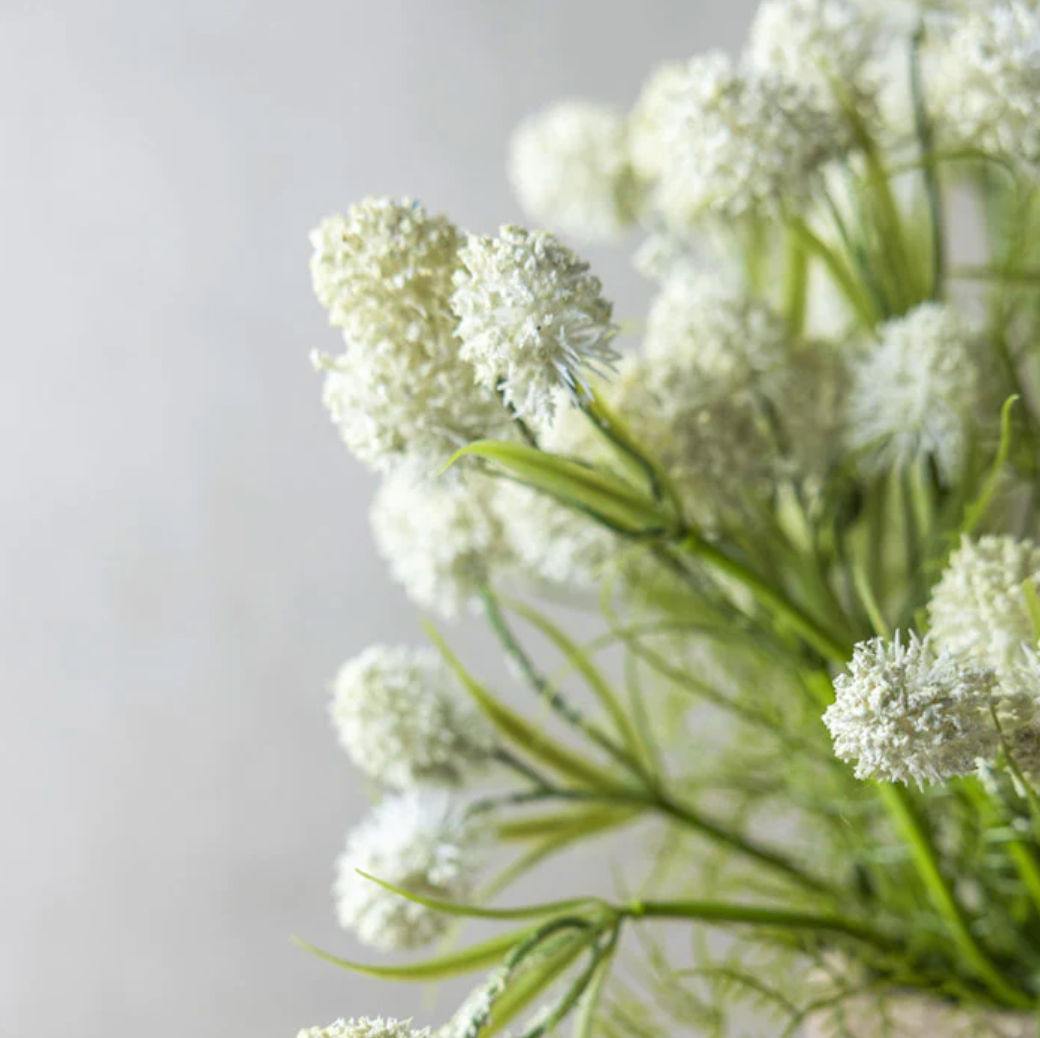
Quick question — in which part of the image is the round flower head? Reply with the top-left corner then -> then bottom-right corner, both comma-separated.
824,632 -> 1002,785
931,2 -> 1040,173
334,790 -> 482,951
310,198 -> 512,470
848,303 -> 997,482
370,467 -> 512,619
330,645 -> 497,788
629,51 -> 847,228
928,535 -> 1040,672
299,1021 -> 429,1038
748,0 -> 882,115
509,101 -> 642,242
451,226 -> 619,424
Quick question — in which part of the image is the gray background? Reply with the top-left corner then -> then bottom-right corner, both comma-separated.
0,3 -> 757,1035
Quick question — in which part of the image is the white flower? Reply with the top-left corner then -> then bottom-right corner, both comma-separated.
370,467 -> 512,619
823,633 -> 1002,785
931,2 -> 1040,172
299,1021 -> 429,1038
630,52 -> 848,227
310,198 -> 512,470
451,226 -> 619,424
928,536 -> 1040,672
748,0 -> 882,114
334,791 -> 482,951
848,303 -> 997,482
995,651 -> 1040,782
330,646 -> 497,788
509,101 -> 642,241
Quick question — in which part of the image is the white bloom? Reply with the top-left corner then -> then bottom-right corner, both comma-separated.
748,0 -> 882,113
310,198 -> 511,470
630,52 -> 847,227
451,226 -> 619,424
848,303 -> 997,482
824,633 -> 1002,784
299,1021 -> 428,1038
330,646 -> 497,788
929,536 -> 1040,672
334,791 -> 482,950
931,2 -> 1040,172
995,652 -> 1040,782
509,101 -> 642,241
370,468 -> 512,619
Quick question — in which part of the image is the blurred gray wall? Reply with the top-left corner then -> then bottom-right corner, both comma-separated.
0,3 -> 758,1035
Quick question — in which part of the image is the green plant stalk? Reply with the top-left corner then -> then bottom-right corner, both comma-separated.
878,783 -> 1032,1008
910,27 -> 945,299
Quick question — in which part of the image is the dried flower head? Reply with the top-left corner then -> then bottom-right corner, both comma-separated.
310,198 -> 511,470
370,468 -> 512,620
334,791 -> 482,951
929,535 -> 1040,672
824,633 -> 1002,785
848,303 -> 997,482
932,2 -> 1040,173
330,645 -> 497,788
452,226 -> 619,424
298,1021 -> 429,1038
630,52 -> 848,227
509,101 -> 642,241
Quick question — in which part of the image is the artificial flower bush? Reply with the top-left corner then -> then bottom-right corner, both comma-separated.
297,1 -> 1040,1034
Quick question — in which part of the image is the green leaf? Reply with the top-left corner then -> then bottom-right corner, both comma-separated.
962,395 -> 1019,536
354,871 -> 605,921
497,806 -> 642,842
445,440 -> 673,535
425,622 -> 626,792
290,926 -> 535,981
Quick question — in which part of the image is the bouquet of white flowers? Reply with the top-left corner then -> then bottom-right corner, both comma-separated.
296,2 -> 1040,1035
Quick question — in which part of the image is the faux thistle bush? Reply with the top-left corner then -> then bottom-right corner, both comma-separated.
297,2 -> 1040,1035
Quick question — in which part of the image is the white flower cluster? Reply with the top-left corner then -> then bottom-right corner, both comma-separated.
848,303 -> 996,482
748,0 -> 882,113
330,646 -> 497,789
335,790 -> 483,951
630,51 -> 848,227
452,226 -> 619,425
824,633 -> 1002,785
370,467 -> 512,619
509,101 -> 642,242
929,536 -> 1040,672
310,199 -> 512,471
931,2 -> 1040,173
298,1021 -> 428,1038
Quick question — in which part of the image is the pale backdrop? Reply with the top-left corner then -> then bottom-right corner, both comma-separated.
0,3 -> 759,1035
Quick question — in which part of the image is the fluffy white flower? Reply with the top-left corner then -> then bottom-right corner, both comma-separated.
299,1021 -> 428,1038
928,536 -> 1040,672
748,0 -> 882,113
509,101 -> 642,241
334,791 -> 482,951
824,633 -> 1002,784
370,468 -> 512,619
848,303 -> 997,482
451,226 -> 619,424
630,52 -> 847,227
330,646 -> 497,788
931,2 -> 1040,172
310,198 -> 512,470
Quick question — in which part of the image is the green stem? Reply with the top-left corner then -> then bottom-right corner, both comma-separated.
878,784 -> 1032,1008
910,27 -> 945,299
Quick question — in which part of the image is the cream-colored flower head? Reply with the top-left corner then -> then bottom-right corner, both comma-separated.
451,226 -> 619,425
824,632 -> 1002,785
748,0 -> 882,114
509,101 -> 642,242
931,2 -> 1040,173
299,1021 -> 429,1038
370,467 -> 511,620
929,535 -> 1040,672
630,51 -> 847,228
330,645 -> 497,788
310,198 -> 512,470
848,303 -> 996,482
334,790 -> 482,951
